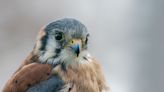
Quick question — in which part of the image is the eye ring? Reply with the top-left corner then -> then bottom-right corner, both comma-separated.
55,32 -> 63,40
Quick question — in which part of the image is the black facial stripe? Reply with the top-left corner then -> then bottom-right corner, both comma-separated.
85,37 -> 88,44
55,48 -> 61,54
61,63 -> 67,71
39,33 -> 48,51
85,34 -> 89,44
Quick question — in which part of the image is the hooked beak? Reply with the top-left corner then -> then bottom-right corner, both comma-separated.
69,39 -> 81,57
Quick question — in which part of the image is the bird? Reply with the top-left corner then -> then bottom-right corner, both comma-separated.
2,18 -> 108,92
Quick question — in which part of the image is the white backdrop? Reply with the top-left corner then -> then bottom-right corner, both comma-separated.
0,0 -> 163,92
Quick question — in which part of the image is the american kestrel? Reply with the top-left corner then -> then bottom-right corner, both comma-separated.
3,18 -> 108,92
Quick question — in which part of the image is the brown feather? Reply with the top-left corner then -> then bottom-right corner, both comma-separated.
3,63 -> 52,92
52,58 -> 108,92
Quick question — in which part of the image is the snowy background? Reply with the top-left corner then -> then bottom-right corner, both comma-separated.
0,0 -> 164,92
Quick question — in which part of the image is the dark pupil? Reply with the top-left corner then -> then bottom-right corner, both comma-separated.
55,33 -> 62,40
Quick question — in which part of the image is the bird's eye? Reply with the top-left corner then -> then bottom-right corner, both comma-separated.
55,32 -> 63,40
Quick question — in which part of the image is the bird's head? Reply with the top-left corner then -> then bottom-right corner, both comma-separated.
34,18 -> 91,66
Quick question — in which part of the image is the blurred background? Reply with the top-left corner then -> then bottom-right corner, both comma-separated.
0,0 -> 163,92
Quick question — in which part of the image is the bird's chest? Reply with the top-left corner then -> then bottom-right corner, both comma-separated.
52,64 -> 100,92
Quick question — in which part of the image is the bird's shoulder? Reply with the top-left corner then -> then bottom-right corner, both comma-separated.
2,62 -> 52,92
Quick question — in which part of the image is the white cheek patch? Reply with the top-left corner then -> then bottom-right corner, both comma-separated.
46,36 -> 57,52
59,49 -> 75,64
40,52 -> 55,62
77,50 -> 92,64
46,57 -> 61,65
39,36 -> 57,63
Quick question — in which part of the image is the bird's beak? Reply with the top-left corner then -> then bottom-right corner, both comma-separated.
69,39 -> 82,57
